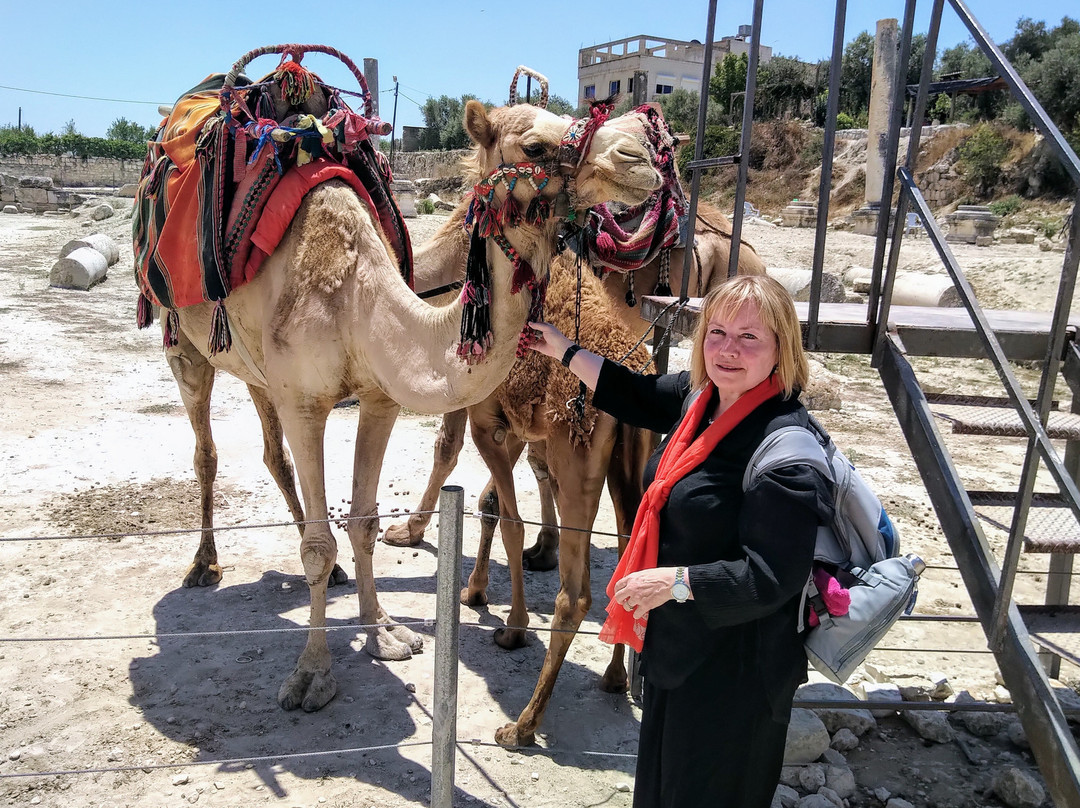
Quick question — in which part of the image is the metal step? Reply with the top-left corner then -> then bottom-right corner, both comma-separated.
931,404 -> 1080,440
968,491 -> 1080,553
1019,605 -> 1080,668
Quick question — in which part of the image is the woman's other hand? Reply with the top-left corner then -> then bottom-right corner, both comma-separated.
526,321 -> 574,361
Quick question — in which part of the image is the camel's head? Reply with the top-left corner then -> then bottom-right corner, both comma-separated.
463,101 -> 661,217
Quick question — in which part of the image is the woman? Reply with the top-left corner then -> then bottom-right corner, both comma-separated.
527,274 -> 833,808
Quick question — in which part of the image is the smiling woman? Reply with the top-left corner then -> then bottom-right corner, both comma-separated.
526,274 -> 828,808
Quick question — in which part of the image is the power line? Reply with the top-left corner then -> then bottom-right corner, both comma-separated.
0,83 -> 166,106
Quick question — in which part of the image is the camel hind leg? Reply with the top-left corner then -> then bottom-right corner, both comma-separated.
495,416 -> 616,747
522,440 -> 559,571
246,383 -> 347,587
166,332 -> 222,588
383,408 -> 467,547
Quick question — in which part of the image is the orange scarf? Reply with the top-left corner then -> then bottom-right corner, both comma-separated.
598,374 -> 784,652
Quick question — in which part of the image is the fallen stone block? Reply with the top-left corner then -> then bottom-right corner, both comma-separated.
90,203 -> 116,221
3,204 -> 19,214
19,175 -> 53,189
117,183 -> 140,198
783,708 -> 830,765
61,233 -> 120,267
50,246 -> 108,290
766,267 -> 845,303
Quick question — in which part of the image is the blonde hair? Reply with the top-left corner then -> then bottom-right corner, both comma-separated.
689,274 -> 809,399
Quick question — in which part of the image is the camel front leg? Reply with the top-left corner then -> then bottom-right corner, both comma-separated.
598,421 -> 654,693
522,440 -> 559,571
273,400 -> 338,712
166,334 -> 221,588
496,420 -> 614,747
348,397 -> 424,660
383,408 -> 467,547
246,384 -> 347,587
468,404 -> 529,649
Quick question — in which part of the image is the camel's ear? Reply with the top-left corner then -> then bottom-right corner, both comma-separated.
464,100 -> 495,149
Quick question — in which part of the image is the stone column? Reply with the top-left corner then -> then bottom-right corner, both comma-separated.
853,19 -> 899,236
364,57 -> 380,150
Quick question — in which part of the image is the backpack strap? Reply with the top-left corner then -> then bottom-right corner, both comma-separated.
741,425 -> 833,491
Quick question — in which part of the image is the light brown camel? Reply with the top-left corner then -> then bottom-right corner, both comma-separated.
152,99 -> 661,712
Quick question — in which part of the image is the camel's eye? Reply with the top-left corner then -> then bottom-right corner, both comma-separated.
522,142 -> 547,160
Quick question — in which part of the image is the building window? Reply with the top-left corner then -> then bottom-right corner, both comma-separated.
628,76 -> 635,93
609,79 -> 621,96
655,83 -> 674,95
584,85 -> 596,99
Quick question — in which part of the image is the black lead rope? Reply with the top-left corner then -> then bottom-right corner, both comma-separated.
416,280 -> 464,300
568,253 -> 587,420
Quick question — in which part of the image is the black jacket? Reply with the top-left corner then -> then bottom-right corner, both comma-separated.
592,361 -> 834,719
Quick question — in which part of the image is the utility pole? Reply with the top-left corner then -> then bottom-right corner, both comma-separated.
390,76 -> 399,167
18,107 -> 22,130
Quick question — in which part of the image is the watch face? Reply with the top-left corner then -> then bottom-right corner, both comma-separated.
671,582 -> 690,602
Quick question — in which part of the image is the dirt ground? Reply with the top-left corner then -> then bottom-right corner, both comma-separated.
0,196 -> 1077,808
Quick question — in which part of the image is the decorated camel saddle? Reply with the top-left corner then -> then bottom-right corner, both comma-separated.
133,44 -> 413,353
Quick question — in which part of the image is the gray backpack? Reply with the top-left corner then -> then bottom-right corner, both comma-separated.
743,416 -> 924,684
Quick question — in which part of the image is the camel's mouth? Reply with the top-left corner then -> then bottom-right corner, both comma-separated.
574,158 -> 663,209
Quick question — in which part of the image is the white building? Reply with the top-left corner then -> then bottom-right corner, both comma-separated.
577,31 -> 772,108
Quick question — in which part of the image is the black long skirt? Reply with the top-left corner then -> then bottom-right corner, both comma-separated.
632,652 -> 795,808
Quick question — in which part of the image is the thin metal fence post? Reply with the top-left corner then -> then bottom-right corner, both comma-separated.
431,485 -> 464,808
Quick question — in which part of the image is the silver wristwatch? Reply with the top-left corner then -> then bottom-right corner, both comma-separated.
671,567 -> 690,603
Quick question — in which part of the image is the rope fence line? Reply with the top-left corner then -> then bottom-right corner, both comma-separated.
0,612 -> 1002,650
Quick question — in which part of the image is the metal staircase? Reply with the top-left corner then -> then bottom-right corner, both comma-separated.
649,0 -> 1080,803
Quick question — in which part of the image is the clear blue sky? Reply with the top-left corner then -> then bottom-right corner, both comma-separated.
1,0 -> 1075,138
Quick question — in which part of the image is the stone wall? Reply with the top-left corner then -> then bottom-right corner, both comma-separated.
0,155 -> 142,188
390,149 -> 470,180
1,174 -> 85,213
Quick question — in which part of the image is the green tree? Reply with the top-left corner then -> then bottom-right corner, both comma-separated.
755,55 -> 815,119
936,42 -> 1002,122
418,94 -> 483,150
61,119 -> 79,136
0,124 -> 39,156
1023,31 -> 1080,135
957,123 -> 1010,195
106,117 -> 154,143
709,53 -> 749,116
840,31 -> 874,120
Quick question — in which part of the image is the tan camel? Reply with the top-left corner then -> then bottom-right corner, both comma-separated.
153,99 -> 661,712
383,200 -> 767,550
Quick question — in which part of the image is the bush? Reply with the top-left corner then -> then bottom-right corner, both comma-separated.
988,195 -> 1023,217
677,125 -> 741,178
417,198 -> 436,215
835,112 -> 856,130
957,124 -> 1010,195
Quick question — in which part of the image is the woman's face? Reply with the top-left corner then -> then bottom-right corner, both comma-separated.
702,301 -> 779,408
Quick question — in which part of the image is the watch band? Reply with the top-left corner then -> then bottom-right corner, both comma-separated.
561,343 -> 583,368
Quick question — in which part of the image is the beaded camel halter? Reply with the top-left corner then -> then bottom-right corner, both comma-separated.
565,104 -> 688,306
456,67 -> 614,363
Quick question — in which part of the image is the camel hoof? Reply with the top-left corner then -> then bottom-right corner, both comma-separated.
364,627 -> 416,661
460,586 -> 488,607
328,564 -> 349,587
182,562 -> 222,588
493,626 -> 527,650
389,624 -> 424,653
382,522 -> 423,547
522,542 -> 558,572
601,667 -> 629,693
278,667 -> 337,712
495,722 -> 535,748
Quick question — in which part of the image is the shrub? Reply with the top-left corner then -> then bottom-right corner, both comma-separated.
417,197 -> 436,215
835,112 -> 856,130
988,195 -> 1023,217
957,124 -> 1010,195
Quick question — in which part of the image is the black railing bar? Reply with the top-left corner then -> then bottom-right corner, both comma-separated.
948,0 -> 1080,187
994,190 -> 1080,647
792,699 -> 1080,716
905,0 -> 945,175
684,154 -> 739,170
681,0 -> 719,299
726,0 -> 764,279
901,171 -> 1080,526
868,0 -> 919,347
807,0 -> 847,350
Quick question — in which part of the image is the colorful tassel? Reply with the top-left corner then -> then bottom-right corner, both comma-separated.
500,195 -> 521,227
654,248 -> 673,297
625,271 -> 637,308
137,293 -> 154,329
208,300 -> 232,356
163,309 -> 180,348
273,59 -> 317,106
